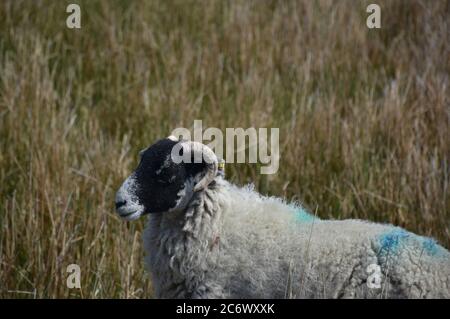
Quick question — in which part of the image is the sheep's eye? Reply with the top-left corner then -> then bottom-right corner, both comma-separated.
157,175 -> 176,185
154,166 -> 171,180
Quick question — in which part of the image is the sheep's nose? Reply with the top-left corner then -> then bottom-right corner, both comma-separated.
115,200 -> 127,210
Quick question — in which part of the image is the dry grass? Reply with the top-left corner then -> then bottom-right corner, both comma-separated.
0,0 -> 449,298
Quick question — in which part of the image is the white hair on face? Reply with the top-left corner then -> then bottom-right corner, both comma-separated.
155,154 -> 172,175
167,178 -> 195,214
115,174 -> 145,221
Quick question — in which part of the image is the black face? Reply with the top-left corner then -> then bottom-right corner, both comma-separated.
135,139 -> 186,213
115,138 -> 207,220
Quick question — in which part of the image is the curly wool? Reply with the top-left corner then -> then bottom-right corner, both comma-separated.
143,177 -> 450,298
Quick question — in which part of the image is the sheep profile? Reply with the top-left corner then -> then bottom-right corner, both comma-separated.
115,136 -> 450,298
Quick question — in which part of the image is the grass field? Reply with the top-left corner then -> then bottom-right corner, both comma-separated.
0,0 -> 449,298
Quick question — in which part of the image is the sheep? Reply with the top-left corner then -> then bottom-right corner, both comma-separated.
115,136 -> 450,299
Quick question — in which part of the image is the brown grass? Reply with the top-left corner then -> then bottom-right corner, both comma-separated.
0,0 -> 449,298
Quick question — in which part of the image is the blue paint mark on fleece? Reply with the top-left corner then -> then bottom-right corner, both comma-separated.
291,206 -> 317,223
378,228 -> 448,258
378,228 -> 410,257
421,237 -> 447,257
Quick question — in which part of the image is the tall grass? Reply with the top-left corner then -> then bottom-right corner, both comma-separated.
0,0 -> 448,298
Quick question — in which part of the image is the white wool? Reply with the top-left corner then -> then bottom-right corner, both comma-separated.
143,177 -> 450,298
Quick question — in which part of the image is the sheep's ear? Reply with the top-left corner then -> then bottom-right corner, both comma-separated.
180,141 -> 218,191
184,156 -> 217,190
191,160 -> 218,192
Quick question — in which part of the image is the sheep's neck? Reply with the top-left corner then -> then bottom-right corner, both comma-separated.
147,180 -> 224,298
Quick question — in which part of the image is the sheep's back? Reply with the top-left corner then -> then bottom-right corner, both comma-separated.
219,185 -> 450,298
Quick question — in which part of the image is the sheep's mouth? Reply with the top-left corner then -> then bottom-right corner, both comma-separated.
120,211 -> 136,217
116,204 -> 145,221
118,210 -> 143,221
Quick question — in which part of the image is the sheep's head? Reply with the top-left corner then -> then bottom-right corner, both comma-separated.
115,136 -> 218,221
